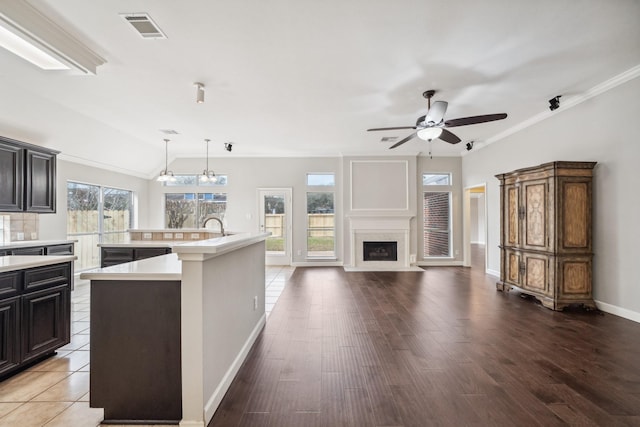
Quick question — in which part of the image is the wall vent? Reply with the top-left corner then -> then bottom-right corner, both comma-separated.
121,13 -> 167,39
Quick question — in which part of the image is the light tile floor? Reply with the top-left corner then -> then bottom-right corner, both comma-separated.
0,265 -> 293,426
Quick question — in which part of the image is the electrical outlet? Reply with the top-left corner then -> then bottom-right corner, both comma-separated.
163,232 -> 173,239
253,295 -> 258,310
143,233 -> 152,240
191,233 -> 200,239
297,249 -> 302,256
410,254 -> 416,263
31,232 -> 37,240
17,232 -> 24,241
175,233 -> 183,239
455,249 -> 460,255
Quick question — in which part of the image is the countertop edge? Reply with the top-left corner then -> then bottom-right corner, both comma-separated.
0,255 -> 77,273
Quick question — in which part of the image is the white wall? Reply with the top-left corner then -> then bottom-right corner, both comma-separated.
39,159 -> 151,240
470,194 -> 485,244
462,76 -> 640,319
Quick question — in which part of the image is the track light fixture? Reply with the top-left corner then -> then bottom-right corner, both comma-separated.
157,139 -> 176,182
466,141 -> 474,151
224,143 -> 233,152
194,82 -> 204,104
549,95 -> 561,111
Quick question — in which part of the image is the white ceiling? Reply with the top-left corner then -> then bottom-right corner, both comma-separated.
1,0 -> 639,178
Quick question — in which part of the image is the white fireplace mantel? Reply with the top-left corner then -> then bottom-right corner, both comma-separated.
346,215 -> 421,271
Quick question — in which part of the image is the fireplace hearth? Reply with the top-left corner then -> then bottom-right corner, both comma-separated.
363,241 -> 397,262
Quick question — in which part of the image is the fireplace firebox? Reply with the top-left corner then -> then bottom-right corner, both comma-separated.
363,241 -> 398,262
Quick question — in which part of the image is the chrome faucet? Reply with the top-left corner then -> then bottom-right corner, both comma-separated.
201,215 -> 225,235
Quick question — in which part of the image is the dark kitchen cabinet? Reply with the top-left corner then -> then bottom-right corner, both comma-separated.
0,261 -> 72,379
0,140 -> 24,212
0,136 -> 58,214
25,149 -> 56,213
0,297 -> 20,377
21,284 -> 70,364
10,246 -> 45,256
45,244 -> 74,256
101,246 -> 172,267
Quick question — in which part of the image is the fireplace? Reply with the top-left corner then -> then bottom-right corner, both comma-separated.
363,241 -> 397,262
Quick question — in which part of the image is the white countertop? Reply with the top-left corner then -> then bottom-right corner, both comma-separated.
80,253 -> 182,281
172,232 -> 270,258
0,255 -> 77,273
0,240 -> 75,250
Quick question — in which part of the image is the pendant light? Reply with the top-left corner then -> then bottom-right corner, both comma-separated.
200,138 -> 217,183
157,139 -> 176,182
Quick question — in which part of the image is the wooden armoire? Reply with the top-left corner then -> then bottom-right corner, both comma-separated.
496,161 -> 596,310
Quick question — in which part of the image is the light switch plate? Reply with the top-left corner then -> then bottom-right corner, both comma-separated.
175,233 -> 183,239
143,232 -> 152,239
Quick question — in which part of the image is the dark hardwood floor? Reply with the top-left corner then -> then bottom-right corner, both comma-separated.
210,247 -> 640,426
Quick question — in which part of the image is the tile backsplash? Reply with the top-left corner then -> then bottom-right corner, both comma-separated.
0,213 -> 39,243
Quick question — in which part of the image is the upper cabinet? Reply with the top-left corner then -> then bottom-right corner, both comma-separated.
0,137 -> 58,214
0,140 -> 24,212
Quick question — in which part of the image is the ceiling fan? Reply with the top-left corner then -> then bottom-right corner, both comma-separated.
367,90 -> 507,149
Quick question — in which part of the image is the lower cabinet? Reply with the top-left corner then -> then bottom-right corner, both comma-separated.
0,262 -> 71,378
101,247 -> 172,268
0,297 -> 20,376
21,284 -> 70,364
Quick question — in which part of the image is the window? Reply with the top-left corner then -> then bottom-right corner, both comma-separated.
307,173 -> 335,186
165,193 -> 227,228
67,182 -> 133,271
306,173 -> 335,258
423,173 -> 451,186
163,174 -> 228,186
423,192 -> 451,257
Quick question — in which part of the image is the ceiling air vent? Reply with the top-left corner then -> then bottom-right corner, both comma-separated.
121,13 -> 167,39
159,129 -> 179,135
380,136 -> 398,143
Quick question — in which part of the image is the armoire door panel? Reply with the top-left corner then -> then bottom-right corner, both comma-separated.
524,182 -> 547,248
562,181 -> 589,249
524,255 -> 547,292
506,186 -> 519,246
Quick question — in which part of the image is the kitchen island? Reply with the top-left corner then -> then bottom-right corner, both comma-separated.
80,232 -> 269,426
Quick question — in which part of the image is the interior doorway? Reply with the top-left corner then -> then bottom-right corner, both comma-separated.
463,184 -> 487,270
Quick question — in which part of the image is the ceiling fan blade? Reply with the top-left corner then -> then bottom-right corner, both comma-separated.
444,113 -> 507,128
424,101 -> 448,125
367,126 -> 417,131
389,133 -> 417,149
438,129 -> 461,144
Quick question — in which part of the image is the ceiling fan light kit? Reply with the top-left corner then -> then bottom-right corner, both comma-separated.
417,127 -> 442,141
367,89 -> 507,150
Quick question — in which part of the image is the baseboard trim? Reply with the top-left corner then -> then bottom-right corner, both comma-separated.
203,313 -> 267,424
486,268 -> 500,278
292,261 -> 344,267
594,300 -> 640,324
416,260 -> 464,267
